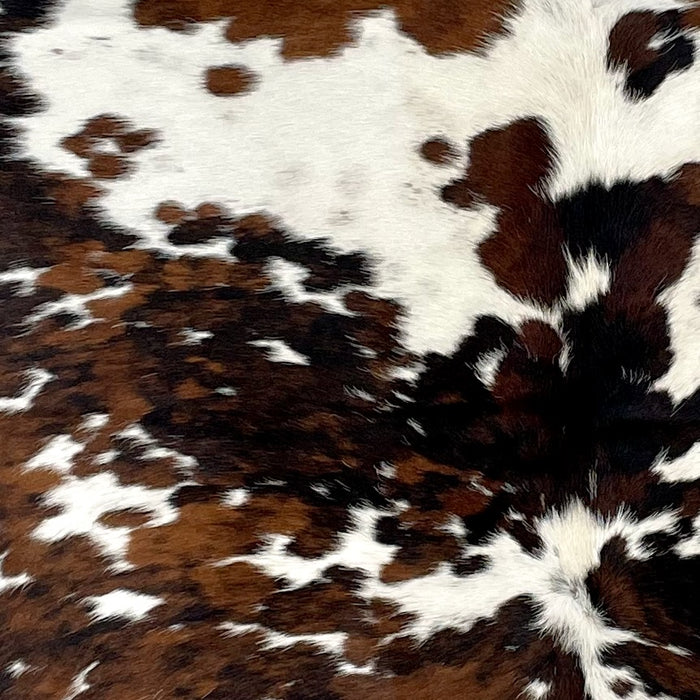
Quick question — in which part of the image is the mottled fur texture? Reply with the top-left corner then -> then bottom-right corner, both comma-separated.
0,0 -> 698,698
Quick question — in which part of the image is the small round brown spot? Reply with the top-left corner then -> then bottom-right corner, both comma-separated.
155,201 -> 190,225
83,114 -> 128,138
117,128 -> 159,153
420,137 -> 458,166
60,134 -> 94,158
88,153 -> 130,179
233,213 -> 276,240
204,65 -> 257,96
611,679 -> 634,697
196,202 -> 227,219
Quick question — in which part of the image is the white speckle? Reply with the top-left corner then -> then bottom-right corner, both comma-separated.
63,661 -> 99,700
0,368 -> 53,414
0,552 -> 31,593
222,488 -> 249,508
0,266 -> 47,296
219,622 -> 356,670
563,250 -> 611,312
354,345 -> 377,358
219,621 -> 261,638
80,413 -> 110,431
262,630 -> 346,655
117,423 -> 197,475
32,471 -> 181,571
337,661 -> 376,676
375,461 -> 396,479
473,348 -> 506,388
84,589 -> 163,622
470,478 -> 493,497
266,258 -> 351,315
249,338 -> 309,365
179,328 -> 213,345
26,434 -> 85,474
655,242 -> 700,402
25,283 -> 132,330
439,515 -> 468,540
311,483 -> 331,497
93,449 -> 118,465
523,678 -> 551,699
406,418 -> 425,436
215,386 -> 237,396
388,364 -> 424,384
344,385 -> 375,402
664,644 -> 691,657
6,660 -> 30,678
653,443 -> 700,483
259,478 -> 286,487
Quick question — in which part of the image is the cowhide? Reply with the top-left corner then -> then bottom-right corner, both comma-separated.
0,0 -> 699,698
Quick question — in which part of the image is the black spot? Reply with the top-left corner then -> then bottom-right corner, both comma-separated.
0,0 -> 55,20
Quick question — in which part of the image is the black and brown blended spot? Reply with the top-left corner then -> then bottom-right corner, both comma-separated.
419,137 -> 460,166
607,8 -> 696,99
0,2 -> 699,700
430,112 -> 700,693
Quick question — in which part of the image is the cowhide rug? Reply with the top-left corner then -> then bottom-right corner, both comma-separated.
0,0 -> 698,698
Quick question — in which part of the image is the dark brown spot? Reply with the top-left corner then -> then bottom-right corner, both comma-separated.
155,200 -> 190,225
116,128 -> 159,153
420,137 -> 459,166
204,65 -> 257,96
88,153 -> 130,179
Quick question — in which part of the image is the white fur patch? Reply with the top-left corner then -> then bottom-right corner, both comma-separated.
63,661 -> 99,700
0,368 -> 53,414
85,589 -> 163,622
653,443 -> 700,482
249,339 -> 310,365
32,471 -> 180,571
15,0 -> 697,355
0,551 -> 31,593
26,434 -> 85,474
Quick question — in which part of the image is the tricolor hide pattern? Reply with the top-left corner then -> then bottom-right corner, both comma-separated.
0,0 -> 699,698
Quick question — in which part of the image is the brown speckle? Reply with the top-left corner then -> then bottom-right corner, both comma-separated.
195,202 -> 227,219
420,137 -> 459,166
204,65 -> 257,96
155,201 -> 190,225
116,128 -> 159,153
61,133 -> 94,158
88,153 -> 130,179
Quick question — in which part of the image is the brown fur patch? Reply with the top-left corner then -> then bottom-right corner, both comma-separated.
205,64 -> 257,96
134,0 -> 520,58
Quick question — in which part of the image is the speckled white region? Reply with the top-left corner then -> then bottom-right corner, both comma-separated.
10,0 -> 699,361
32,471 -> 181,571
0,368 -> 53,414
84,589 -> 163,622
227,500 -> 685,700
